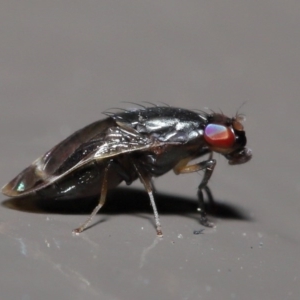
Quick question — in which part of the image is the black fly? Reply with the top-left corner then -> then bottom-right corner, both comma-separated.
2,106 -> 252,236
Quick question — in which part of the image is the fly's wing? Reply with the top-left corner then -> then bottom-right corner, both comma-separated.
2,118 -> 154,197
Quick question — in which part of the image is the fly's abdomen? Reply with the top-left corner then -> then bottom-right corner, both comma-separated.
36,163 -> 104,200
36,157 -> 135,201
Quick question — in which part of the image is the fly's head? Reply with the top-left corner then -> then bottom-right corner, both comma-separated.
203,113 -> 252,165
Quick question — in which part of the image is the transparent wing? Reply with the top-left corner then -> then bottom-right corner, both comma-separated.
2,120 -> 154,197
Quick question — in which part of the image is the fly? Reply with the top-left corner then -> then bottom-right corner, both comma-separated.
2,106 -> 252,237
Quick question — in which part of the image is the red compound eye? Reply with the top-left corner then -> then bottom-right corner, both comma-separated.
204,124 -> 235,148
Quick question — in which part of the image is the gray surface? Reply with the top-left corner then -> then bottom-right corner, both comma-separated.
0,1 -> 299,300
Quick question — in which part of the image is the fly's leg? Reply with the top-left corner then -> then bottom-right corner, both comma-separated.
133,163 -> 163,237
197,155 -> 216,227
201,185 -> 216,213
72,162 -> 110,234
173,153 -> 216,227
197,186 -> 215,228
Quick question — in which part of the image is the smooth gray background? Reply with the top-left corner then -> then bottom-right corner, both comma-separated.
0,1 -> 299,300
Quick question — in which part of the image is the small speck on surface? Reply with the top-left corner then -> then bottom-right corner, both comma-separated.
205,285 -> 212,292
193,229 -> 204,235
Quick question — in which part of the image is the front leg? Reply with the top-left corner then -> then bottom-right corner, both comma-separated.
173,154 -> 216,227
